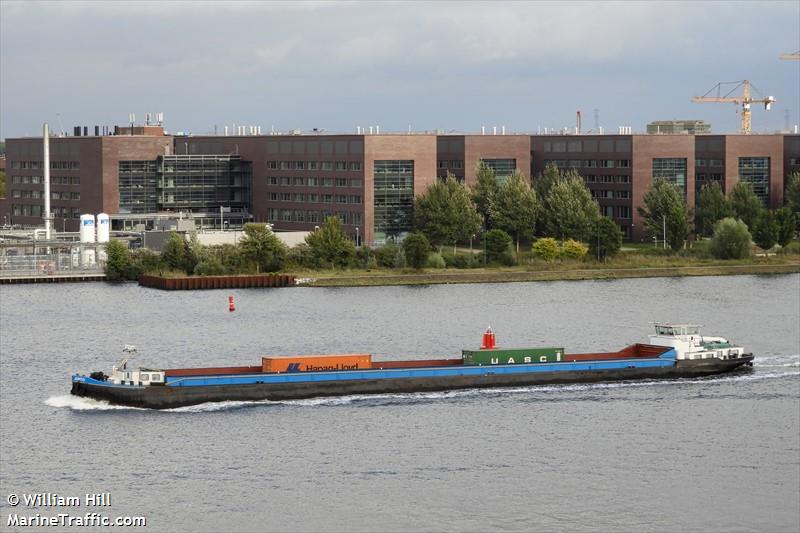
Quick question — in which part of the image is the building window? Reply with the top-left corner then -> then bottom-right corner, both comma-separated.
307,177 -> 318,186
480,159 -> 516,184
738,157 -> 770,204
709,159 -> 723,167
696,159 -> 706,167
374,160 -> 414,243
350,179 -> 362,188
335,178 -> 348,187
349,162 -> 362,171
652,158 -> 687,198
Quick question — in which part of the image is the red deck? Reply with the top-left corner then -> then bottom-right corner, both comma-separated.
163,345 -> 670,376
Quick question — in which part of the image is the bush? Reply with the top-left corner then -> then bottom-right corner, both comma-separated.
305,216 -> 356,268
752,210 -> 779,250
710,217 -> 752,259
774,207 -> 796,247
287,243 -> 314,269
561,239 -> 588,260
402,232 -> 431,270
393,247 -> 407,268
130,248 -> 162,276
193,258 -> 227,276
484,229 -> 514,264
588,216 -> 623,260
442,252 -> 479,269
426,252 -> 446,269
779,241 -> 800,255
532,238 -> 560,261
104,239 -> 132,281
374,243 -> 400,268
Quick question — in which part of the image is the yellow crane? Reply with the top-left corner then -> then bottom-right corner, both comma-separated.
692,80 -> 775,134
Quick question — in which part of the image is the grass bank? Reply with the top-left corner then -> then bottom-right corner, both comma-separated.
296,256 -> 800,287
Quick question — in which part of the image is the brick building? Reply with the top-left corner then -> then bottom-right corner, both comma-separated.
1,125 -> 798,242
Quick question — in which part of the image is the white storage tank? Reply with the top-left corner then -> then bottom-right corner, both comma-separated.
79,214 -> 96,243
97,213 -> 110,243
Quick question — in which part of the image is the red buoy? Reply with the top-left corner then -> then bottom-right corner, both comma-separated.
229,295 -> 235,312
481,327 -> 496,350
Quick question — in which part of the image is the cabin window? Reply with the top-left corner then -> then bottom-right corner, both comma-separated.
140,374 -> 150,381
151,374 -> 161,382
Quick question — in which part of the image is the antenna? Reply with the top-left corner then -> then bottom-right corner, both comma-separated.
56,113 -> 65,136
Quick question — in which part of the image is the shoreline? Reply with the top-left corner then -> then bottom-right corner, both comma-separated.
301,262 -> 800,287
2,260 -> 798,287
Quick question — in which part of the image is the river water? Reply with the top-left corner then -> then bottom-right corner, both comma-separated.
1,275 -> 798,532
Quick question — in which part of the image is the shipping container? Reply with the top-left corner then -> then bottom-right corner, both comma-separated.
462,347 -> 565,366
262,354 -> 372,373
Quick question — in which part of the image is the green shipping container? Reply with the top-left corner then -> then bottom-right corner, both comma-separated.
462,347 -> 565,366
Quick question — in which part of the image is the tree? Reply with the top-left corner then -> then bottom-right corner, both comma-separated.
490,170 -> 540,252
589,216 -> 623,261
104,239 -> 132,281
729,181 -> 762,230
533,164 -> 561,206
710,217 -> 752,259
637,180 -> 690,251
752,210 -> 779,250
470,163 -> 499,229
402,232 -> 431,270
483,229 -> 514,264
774,207 -> 796,247
695,182 -> 732,237
161,232 -> 188,272
785,171 -> 800,232
415,174 -> 481,252
542,173 -> 599,242
532,238 -> 560,261
305,216 -> 356,268
239,223 -> 288,273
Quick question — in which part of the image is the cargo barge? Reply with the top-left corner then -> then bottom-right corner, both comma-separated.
71,324 -> 754,409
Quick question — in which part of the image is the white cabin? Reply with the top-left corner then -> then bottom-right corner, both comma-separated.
648,323 -> 745,361
107,347 -> 165,386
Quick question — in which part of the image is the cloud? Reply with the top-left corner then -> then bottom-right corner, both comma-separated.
1,1 -> 798,137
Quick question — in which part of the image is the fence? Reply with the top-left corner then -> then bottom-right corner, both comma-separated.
0,253 -> 105,279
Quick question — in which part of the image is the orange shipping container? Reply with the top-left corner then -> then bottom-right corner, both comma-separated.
262,354 -> 372,373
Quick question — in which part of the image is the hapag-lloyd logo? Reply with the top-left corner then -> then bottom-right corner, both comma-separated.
285,362 -> 362,372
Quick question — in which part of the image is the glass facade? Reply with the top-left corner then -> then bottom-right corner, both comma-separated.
652,158 -> 687,198
480,158 -> 517,184
373,160 -> 414,244
119,155 -> 252,215
119,160 -> 159,213
738,157 -> 770,204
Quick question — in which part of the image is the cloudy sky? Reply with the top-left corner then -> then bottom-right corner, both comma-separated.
1,1 -> 798,139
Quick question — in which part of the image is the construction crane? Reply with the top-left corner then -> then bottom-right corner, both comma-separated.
779,51 -> 800,60
692,80 -> 775,134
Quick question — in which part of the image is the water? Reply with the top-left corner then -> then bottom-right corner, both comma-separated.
1,275 -> 798,532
